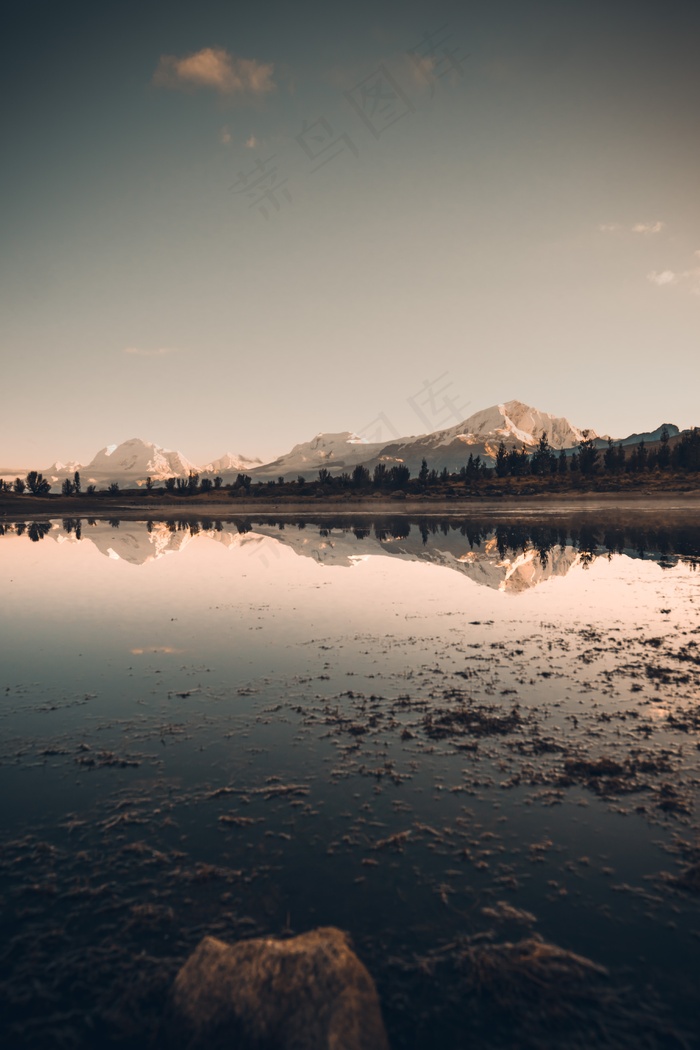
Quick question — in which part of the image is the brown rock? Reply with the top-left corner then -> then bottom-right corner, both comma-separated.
161,926 -> 390,1050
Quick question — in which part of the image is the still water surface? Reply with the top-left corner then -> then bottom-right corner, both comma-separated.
1,513 -> 699,1048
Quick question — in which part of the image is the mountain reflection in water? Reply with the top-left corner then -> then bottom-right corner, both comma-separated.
2,515 -> 699,592
2,509 -> 700,1049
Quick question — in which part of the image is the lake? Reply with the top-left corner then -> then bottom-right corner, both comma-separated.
1,510 -> 699,1049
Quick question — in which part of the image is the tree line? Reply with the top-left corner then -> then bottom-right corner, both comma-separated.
492,427 -> 700,478
3,427 -> 700,498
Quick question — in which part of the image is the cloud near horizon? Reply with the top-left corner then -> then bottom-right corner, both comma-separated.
123,346 -> 178,357
153,47 -> 275,97
599,221 -> 665,234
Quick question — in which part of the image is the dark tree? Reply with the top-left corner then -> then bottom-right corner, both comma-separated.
164,477 -> 176,493
13,477 -> 25,494
531,432 -> 555,476
628,440 -> 648,473
577,438 -> 599,475
318,468 -> 332,485
352,464 -> 370,489
657,426 -> 671,471
495,441 -> 509,478
637,440 -> 648,473
107,482 -> 120,494
372,464 -> 388,487
61,478 -> 75,496
507,448 -> 529,476
213,475 -> 223,489
187,471 -> 200,494
388,464 -> 410,488
418,458 -> 429,487
672,428 -> 700,471
603,438 -> 617,473
558,450 -> 568,475
200,477 -> 213,493
86,484 -> 97,495
26,471 -> 51,495
73,471 -> 81,494
462,454 -> 476,480
145,476 -> 154,491
28,522 -> 51,542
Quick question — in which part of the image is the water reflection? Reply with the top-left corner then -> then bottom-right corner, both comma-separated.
2,516 -> 699,591
2,511 -> 700,1049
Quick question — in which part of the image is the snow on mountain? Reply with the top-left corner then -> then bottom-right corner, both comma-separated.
357,400 -> 597,474
81,438 -> 197,484
250,432 -> 390,480
445,400 -> 595,450
199,452 -> 263,477
44,459 -> 82,479
14,403 -> 683,488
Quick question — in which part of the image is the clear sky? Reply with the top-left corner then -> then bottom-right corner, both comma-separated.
2,0 -> 699,468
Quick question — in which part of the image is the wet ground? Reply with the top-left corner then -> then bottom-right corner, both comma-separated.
1,514 -> 699,1048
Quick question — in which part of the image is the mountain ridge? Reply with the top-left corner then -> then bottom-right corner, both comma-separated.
0,403 -> 683,485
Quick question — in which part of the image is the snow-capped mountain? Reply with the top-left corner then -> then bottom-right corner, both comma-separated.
85,438 -> 199,484
44,438 -> 198,486
249,432 -> 390,480
44,458 -> 82,478
199,452 -> 263,477
356,400 -> 597,476
8,401 -> 682,487
449,400 -> 594,450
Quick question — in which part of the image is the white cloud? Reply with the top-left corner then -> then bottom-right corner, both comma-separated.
245,134 -> 258,148
599,221 -> 665,235
647,270 -> 677,286
647,263 -> 700,294
123,347 -> 178,357
153,47 -> 275,98
632,221 -> 665,234
219,125 -> 232,145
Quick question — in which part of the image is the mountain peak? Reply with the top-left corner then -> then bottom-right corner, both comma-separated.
84,438 -> 197,482
200,451 -> 263,475
448,400 -> 595,450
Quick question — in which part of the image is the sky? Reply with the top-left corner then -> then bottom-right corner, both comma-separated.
1,0 -> 699,469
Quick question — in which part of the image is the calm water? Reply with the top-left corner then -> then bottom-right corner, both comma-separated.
1,513 -> 700,1049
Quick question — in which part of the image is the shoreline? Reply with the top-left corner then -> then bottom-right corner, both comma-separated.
2,490 -> 700,521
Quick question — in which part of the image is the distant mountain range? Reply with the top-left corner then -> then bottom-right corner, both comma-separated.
0,400 -> 681,486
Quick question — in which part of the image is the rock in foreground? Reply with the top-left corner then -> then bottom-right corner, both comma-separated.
161,926 -> 390,1050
